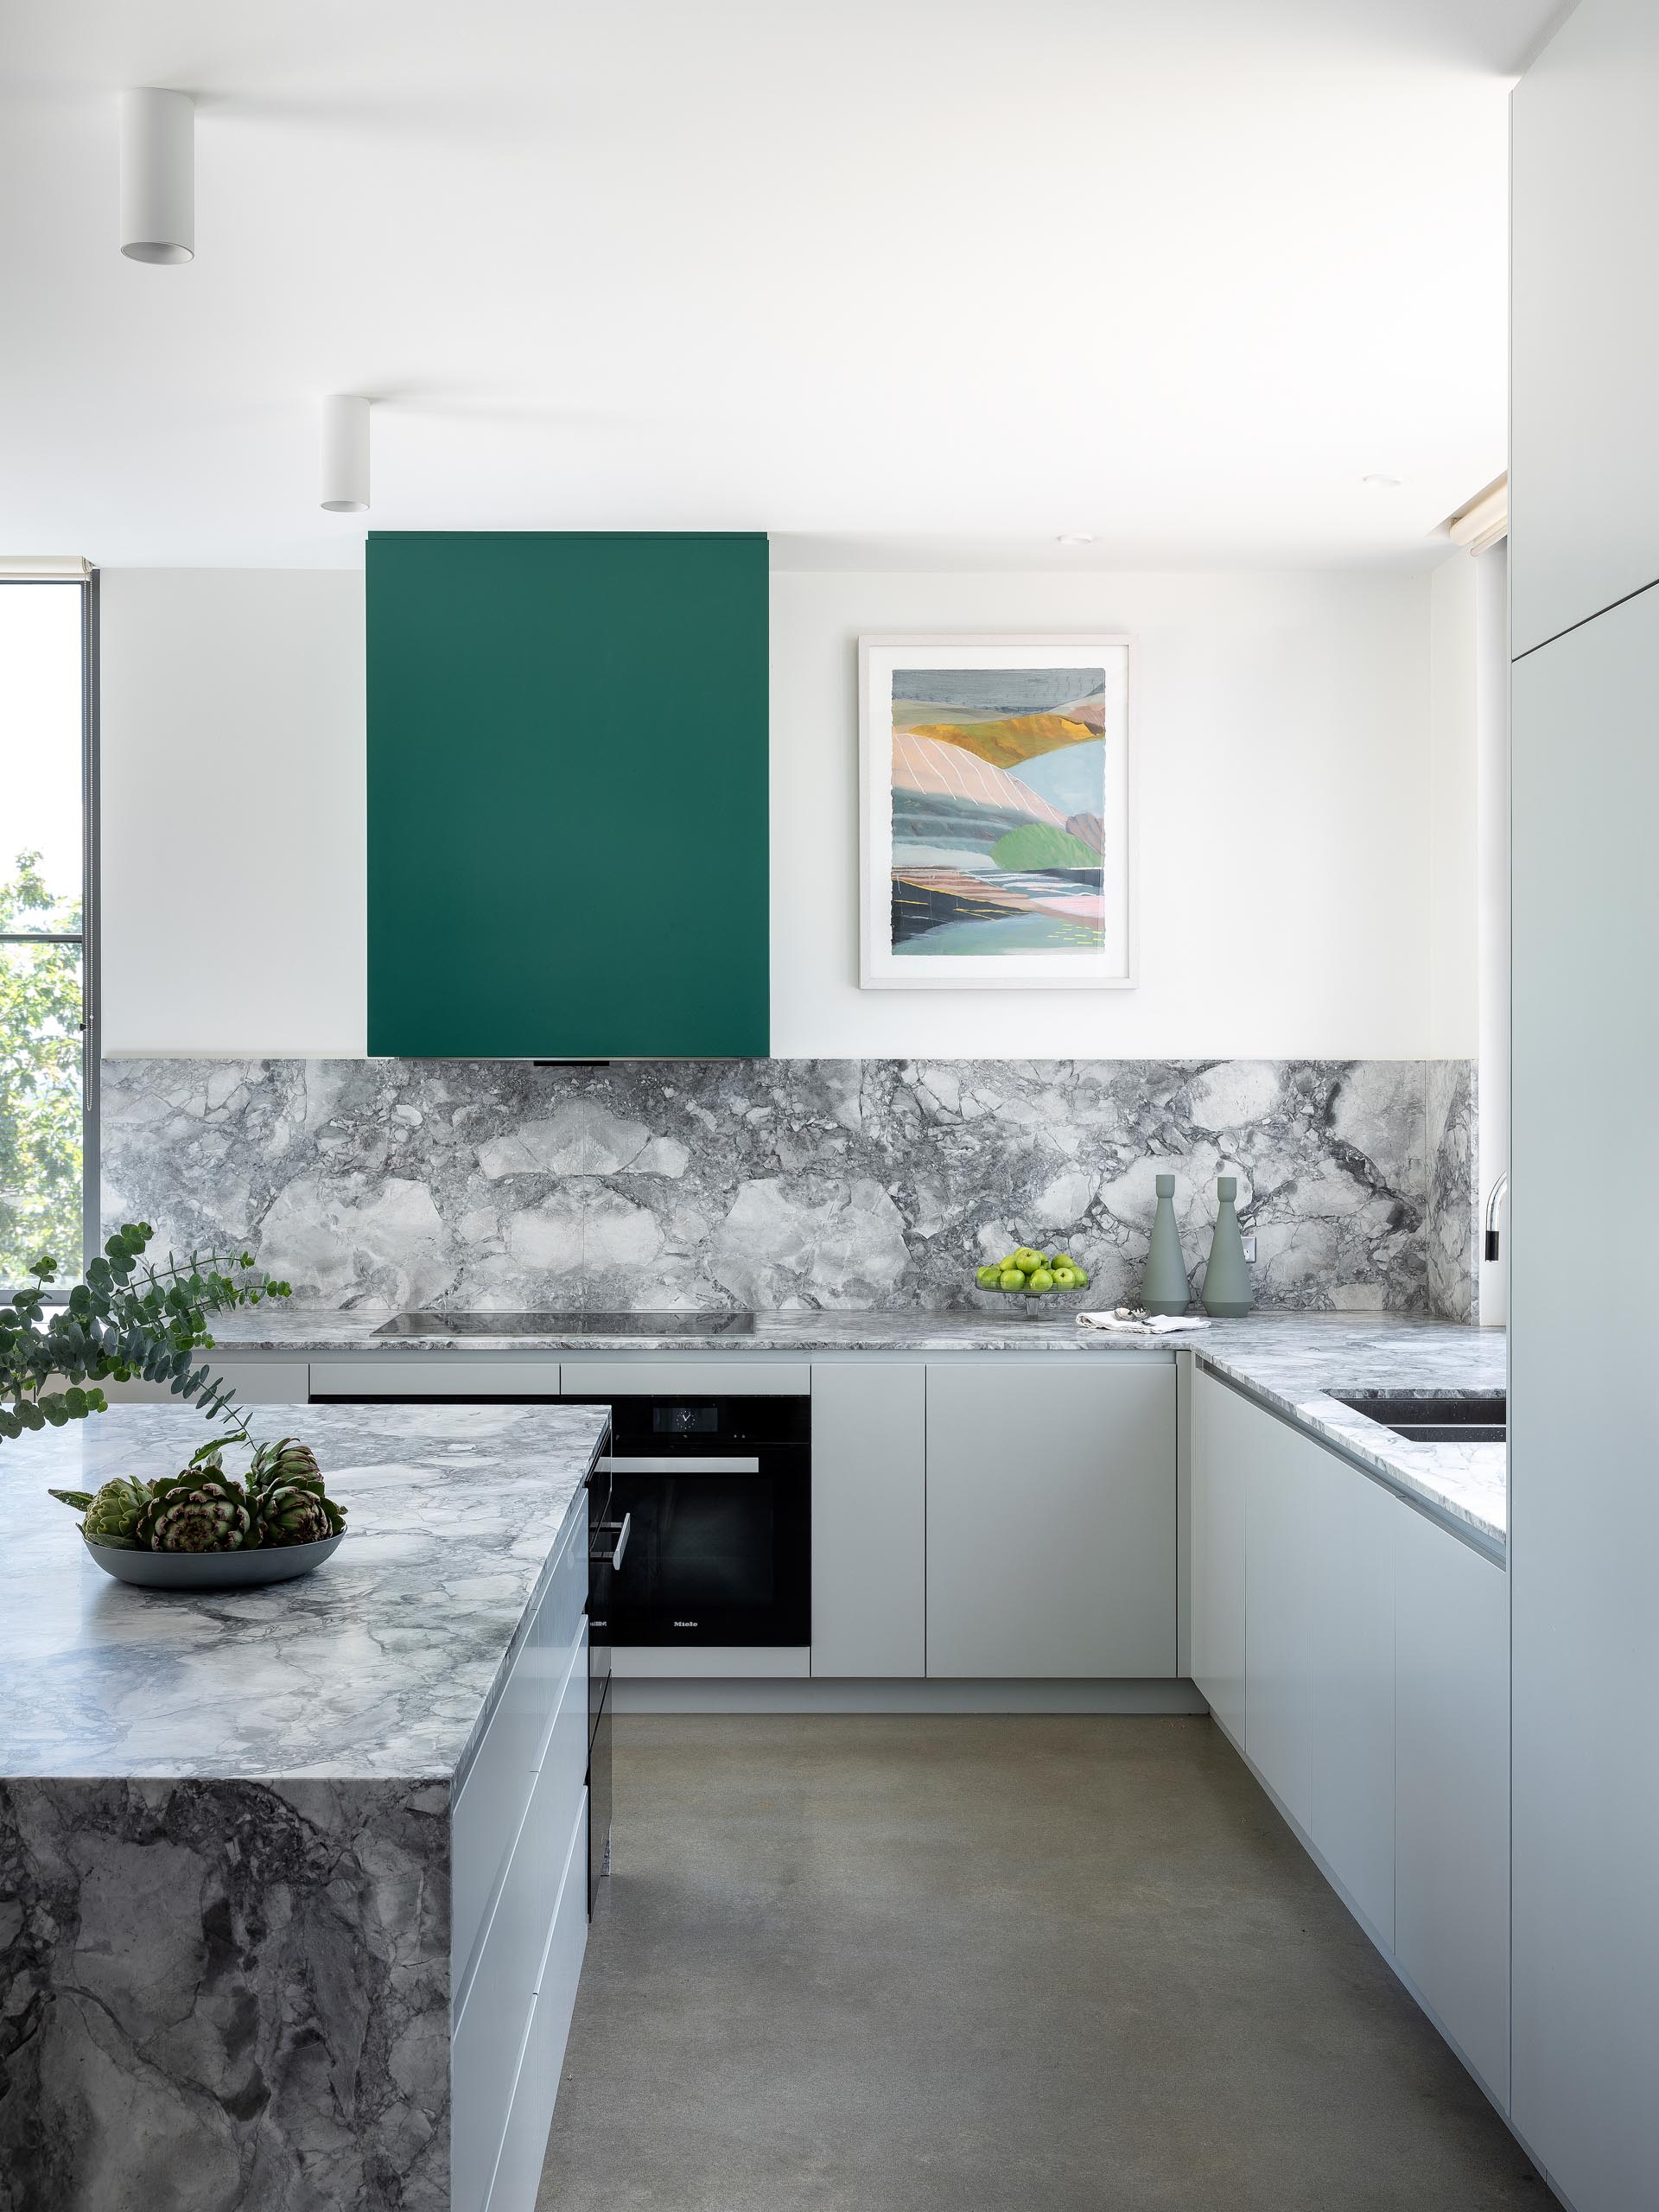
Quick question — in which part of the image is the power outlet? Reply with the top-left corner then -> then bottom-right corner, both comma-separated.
1242,1236 -> 1257,1264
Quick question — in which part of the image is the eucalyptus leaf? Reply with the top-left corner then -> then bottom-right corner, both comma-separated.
0,1224 -> 290,1453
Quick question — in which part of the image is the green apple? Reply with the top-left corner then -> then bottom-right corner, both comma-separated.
1013,1246 -> 1044,1273
1027,1268 -> 1055,1294
999,1268 -> 1026,1291
976,1263 -> 1001,1289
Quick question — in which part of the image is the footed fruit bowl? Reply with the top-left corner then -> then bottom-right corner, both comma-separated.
976,1245 -> 1092,1319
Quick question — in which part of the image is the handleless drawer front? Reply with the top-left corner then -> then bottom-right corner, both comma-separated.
481,1789 -> 590,2212
452,1639 -> 589,2212
452,1498 -> 587,1989
309,1357 -> 563,1398
560,1359 -> 810,1397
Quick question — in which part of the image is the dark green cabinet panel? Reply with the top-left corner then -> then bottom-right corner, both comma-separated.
367,531 -> 768,1058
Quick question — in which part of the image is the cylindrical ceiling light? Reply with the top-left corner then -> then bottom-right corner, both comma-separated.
321,396 -> 371,512
119,89 -> 194,264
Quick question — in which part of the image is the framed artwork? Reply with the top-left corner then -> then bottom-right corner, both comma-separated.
858,634 -> 1134,988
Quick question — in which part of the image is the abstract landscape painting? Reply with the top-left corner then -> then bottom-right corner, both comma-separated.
860,637 -> 1132,987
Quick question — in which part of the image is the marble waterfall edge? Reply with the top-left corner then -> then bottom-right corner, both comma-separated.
100,1056 -> 1479,1320
0,1402 -> 606,2212
0,1776 -> 452,2212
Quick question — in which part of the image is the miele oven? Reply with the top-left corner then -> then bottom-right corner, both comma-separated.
569,1392 -> 810,1649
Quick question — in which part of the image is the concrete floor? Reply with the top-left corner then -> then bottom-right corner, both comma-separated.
538,1715 -> 1545,2211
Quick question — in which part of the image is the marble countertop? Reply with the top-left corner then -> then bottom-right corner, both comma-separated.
1190,1316 -> 1507,1553
204,1306 -> 1173,1354
200,1304 -> 1508,1552
0,1401 -> 607,1785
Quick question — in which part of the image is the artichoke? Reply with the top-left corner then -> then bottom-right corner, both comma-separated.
256,1479 -> 343,1548
246,1436 -> 343,1548
250,1436 -> 321,1491
82,1475 -> 154,1549
136,1470 -> 254,1554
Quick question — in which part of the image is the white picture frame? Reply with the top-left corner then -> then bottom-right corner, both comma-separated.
858,633 -> 1135,988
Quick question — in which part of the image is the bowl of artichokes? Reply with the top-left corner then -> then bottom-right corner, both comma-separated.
49,1437 -> 347,1590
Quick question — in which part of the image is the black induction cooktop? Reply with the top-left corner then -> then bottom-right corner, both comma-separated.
370,1310 -> 758,1339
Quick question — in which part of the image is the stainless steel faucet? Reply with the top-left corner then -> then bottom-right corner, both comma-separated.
1483,1170 -> 1509,1262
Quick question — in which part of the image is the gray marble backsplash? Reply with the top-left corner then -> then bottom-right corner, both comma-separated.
100,1058 -> 1480,1320
1426,1059 -> 1479,1326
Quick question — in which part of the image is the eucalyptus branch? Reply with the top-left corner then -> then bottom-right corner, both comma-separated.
0,1222 -> 291,1446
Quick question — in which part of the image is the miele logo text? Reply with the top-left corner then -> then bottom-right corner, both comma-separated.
674,1620 -> 698,1628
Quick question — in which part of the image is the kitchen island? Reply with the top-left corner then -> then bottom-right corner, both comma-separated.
0,1401 -> 608,2212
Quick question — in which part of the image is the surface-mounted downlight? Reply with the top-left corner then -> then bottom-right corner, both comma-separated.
119,90 -> 194,264
1362,474 -> 1402,489
321,397 -> 372,513
1058,532 -> 1096,546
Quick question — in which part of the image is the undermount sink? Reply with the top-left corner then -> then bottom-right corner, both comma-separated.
1329,1389 -> 1507,1446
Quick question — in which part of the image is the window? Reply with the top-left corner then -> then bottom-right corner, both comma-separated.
0,574 -> 96,1287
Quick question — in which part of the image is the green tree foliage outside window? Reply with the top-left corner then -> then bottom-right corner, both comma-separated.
0,851 -> 83,1282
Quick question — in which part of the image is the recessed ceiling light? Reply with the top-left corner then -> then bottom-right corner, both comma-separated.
1362,474 -> 1402,489
1057,531 -> 1095,546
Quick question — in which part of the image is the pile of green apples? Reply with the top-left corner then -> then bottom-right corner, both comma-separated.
976,1245 -> 1090,1296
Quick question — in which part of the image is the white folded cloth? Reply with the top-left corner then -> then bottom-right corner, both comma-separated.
1076,1310 -> 1211,1336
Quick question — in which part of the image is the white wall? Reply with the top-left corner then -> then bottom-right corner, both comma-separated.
100,569 -> 365,1055
99,562 -> 1465,1060
771,567 -> 1437,1058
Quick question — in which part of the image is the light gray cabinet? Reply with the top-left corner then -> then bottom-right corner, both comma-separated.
924,1358 -> 1175,1678
1190,1368 -> 1507,2107
1511,0 -> 1659,653
450,1489 -> 591,2212
1189,1369 -> 1249,1739
1395,1505 -> 1510,2109
1510,584 -> 1659,2200
810,1361 -> 925,1677
1238,1398 -> 1396,1945
99,1357 -> 311,1406
1304,1451 -> 1395,1948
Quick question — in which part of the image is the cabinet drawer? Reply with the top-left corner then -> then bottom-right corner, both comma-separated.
480,1789 -> 590,2212
925,1362 -> 1176,1677
560,1359 -> 810,1397
453,1497 -> 587,1987
452,1643 -> 588,2212
308,1357 -> 562,1398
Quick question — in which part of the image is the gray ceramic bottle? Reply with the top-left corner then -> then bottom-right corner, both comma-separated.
1142,1173 -> 1190,1315
1201,1174 -> 1254,1316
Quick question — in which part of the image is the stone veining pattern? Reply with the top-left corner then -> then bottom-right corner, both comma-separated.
101,1057 -> 1477,1317
1426,1058 -> 1479,1325
0,1403 -> 603,2212
200,1306 -> 1508,1553
1190,1312 -> 1507,1548
0,1775 -> 451,2212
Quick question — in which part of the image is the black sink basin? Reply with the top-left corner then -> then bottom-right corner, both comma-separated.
1329,1389 -> 1506,1445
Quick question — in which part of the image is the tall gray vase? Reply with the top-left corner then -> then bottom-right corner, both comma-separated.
1142,1173 -> 1190,1315
1201,1175 -> 1254,1317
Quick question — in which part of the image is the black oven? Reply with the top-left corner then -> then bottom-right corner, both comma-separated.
568,1393 -> 810,1648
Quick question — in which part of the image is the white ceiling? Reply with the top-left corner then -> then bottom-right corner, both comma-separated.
0,0 -> 1562,570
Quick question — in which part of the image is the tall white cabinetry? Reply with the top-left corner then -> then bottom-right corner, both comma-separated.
1510,0 -> 1659,656
1509,591 -> 1659,2207
925,1358 -> 1175,1677
1510,4 -> 1659,2201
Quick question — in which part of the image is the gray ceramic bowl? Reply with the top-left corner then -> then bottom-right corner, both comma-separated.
84,1531 -> 345,1590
